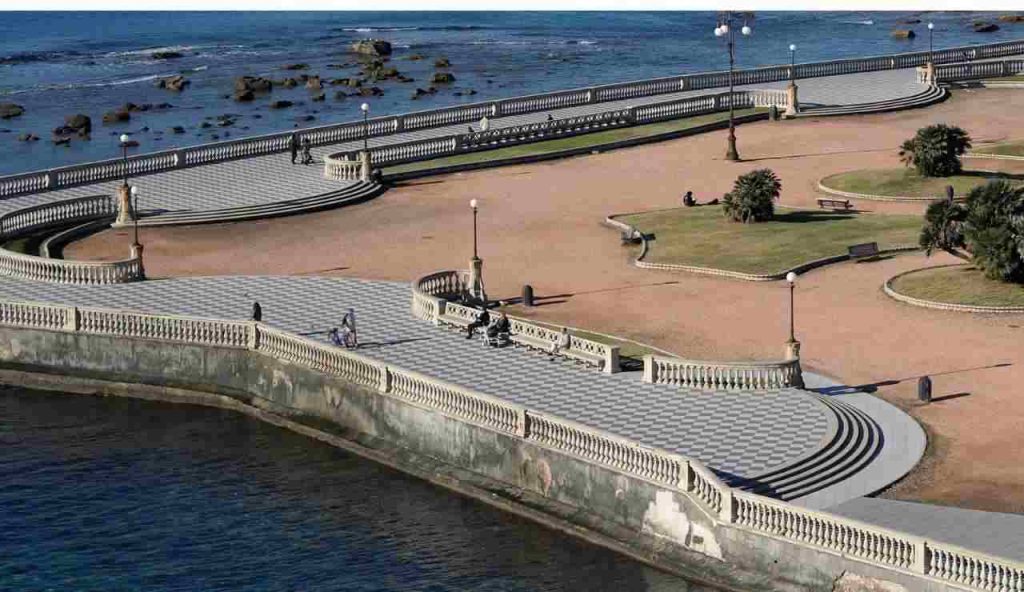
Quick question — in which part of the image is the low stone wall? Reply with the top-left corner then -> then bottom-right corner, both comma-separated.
1,309 -> 1020,590
642,353 -> 801,391
884,265 -> 1024,314
816,179 -> 957,203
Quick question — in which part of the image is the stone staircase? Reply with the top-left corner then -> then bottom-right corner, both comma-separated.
796,84 -> 948,118
135,181 -> 385,227
726,395 -> 883,502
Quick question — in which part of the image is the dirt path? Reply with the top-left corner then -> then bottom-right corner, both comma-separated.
69,88 -> 1024,512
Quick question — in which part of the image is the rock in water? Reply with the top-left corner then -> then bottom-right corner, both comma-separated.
351,39 -> 392,57
102,109 -> 131,124
306,76 -> 323,90
156,75 -> 189,91
891,29 -> 916,39
431,72 -> 456,84
973,22 -> 999,33
434,57 -> 451,68
17,133 -> 39,142
234,76 -> 273,93
0,103 -> 25,119
282,63 -> 309,70
997,15 -> 1024,22
234,90 -> 255,102
151,51 -> 184,60
62,114 -> 92,137
269,100 -> 294,109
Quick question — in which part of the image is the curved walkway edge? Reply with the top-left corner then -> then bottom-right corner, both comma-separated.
604,214 -> 920,282
884,264 -> 1024,314
816,179 -> 949,203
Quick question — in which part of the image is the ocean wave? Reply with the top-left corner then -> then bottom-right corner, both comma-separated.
5,72 -> 178,95
840,20 -> 875,25
336,25 -> 489,33
104,44 -> 201,58
0,50 -> 80,65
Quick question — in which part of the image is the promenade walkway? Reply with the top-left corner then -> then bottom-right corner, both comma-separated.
0,67 -> 931,225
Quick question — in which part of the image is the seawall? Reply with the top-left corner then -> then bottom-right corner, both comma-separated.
0,325 -> 979,591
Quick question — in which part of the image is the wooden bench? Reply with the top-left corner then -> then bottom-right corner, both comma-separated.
847,241 -> 880,259
816,197 -> 853,210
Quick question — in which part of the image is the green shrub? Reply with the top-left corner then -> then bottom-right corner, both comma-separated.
963,181 -> 1024,283
899,124 -> 972,177
722,169 -> 782,223
919,198 -> 968,259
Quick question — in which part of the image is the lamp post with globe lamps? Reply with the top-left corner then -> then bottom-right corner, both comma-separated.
468,199 -> 487,304
926,22 -> 936,84
360,103 -> 372,181
784,271 -> 804,387
714,12 -> 753,161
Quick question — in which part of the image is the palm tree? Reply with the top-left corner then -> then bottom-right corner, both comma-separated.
963,181 -> 1024,283
919,198 -> 969,260
722,169 -> 782,223
899,124 -> 972,177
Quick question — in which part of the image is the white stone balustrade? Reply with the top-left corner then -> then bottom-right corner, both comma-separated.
0,296 -> 1021,590
0,195 -> 143,285
642,354 -> 801,391
934,59 -> 1024,82
322,154 -> 365,181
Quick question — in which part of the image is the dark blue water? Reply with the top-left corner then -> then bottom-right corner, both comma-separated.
0,388 -> 714,591
1,11 -> 1022,175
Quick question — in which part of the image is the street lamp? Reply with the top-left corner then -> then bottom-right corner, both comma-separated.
785,271 -> 797,344
714,12 -> 753,161
927,22 -> 934,64
789,44 -> 797,82
360,102 -> 370,153
119,133 -> 132,187
130,186 -> 140,246
470,198 -> 479,259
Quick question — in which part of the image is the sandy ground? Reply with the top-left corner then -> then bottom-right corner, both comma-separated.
70,88 -> 1024,512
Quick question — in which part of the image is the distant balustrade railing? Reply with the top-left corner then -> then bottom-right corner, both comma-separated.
0,295 -> 1021,590
3,38 -> 1023,200
642,353 -> 800,391
934,59 -> 1024,82
0,195 -> 142,284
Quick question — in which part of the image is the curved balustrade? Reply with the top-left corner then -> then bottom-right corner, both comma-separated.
3,38 -> 1022,200
0,295 -> 1020,590
322,154 -> 364,181
643,354 -> 800,391
0,195 -> 143,285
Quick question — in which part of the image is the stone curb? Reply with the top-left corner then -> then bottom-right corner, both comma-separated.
964,152 -> 1024,161
883,264 -> 1024,314
382,113 -> 769,183
605,213 -> 920,282
816,179 -> 954,203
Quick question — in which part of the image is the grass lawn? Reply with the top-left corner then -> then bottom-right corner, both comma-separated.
2,237 -> 35,255
820,168 -> 1024,198
972,141 -> 1024,157
892,265 -> 1024,307
384,108 -> 763,175
619,206 -> 922,275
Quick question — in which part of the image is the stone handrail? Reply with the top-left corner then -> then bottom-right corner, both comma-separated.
5,38 -> 1023,200
935,58 -> 1024,82
330,91 -> 762,169
642,353 -> 800,391
1,295 -> 1022,589
322,154 -> 364,181
415,273 -> 620,373
0,195 -> 143,285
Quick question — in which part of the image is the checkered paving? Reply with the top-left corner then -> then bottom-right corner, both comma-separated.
0,275 -> 832,478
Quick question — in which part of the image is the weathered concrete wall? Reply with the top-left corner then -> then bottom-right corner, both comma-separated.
0,327 -> 967,592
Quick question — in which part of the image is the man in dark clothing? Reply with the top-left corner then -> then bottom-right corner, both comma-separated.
289,134 -> 299,164
683,191 -> 696,207
251,301 -> 262,322
300,138 -> 313,165
465,307 -> 491,339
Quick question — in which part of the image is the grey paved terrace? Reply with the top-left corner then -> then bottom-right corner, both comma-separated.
0,274 -> 833,479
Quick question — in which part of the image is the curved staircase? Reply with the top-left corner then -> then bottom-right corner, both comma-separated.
724,396 -> 883,503
136,181 -> 385,227
797,85 -> 948,118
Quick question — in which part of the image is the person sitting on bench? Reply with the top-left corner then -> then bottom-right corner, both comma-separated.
466,307 -> 491,339
485,312 -> 511,346
549,327 -> 571,359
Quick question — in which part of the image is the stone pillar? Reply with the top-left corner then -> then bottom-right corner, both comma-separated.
468,256 -> 486,304
785,340 -> 805,389
359,150 -> 371,182
924,62 -> 935,85
113,185 -> 134,227
130,241 -> 145,280
785,83 -> 799,117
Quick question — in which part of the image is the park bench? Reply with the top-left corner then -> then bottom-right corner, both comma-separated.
816,197 -> 853,210
847,241 -> 880,259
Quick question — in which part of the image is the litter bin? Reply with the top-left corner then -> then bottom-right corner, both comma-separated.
918,376 -> 932,403
522,285 -> 534,307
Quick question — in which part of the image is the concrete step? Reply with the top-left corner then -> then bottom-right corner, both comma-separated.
136,181 -> 384,227
797,86 -> 947,118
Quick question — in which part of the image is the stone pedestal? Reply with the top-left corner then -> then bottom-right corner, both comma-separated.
113,185 -> 134,227
468,256 -> 486,304
785,83 -> 799,117
130,242 -> 146,280
360,150 -> 372,182
785,339 -> 805,389
923,62 -> 935,85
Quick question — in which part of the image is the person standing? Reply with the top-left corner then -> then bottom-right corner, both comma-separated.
251,301 -> 262,322
341,308 -> 357,348
289,133 -> 299,165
